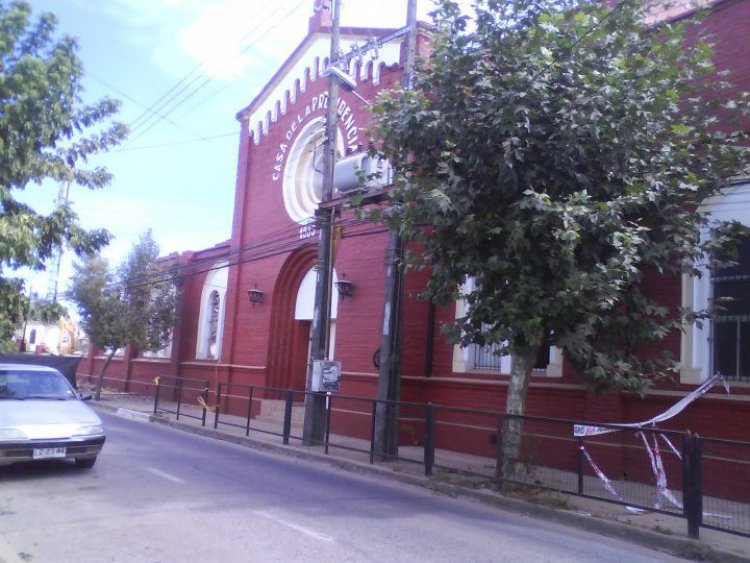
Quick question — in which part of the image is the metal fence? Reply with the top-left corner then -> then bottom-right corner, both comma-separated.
145,377 -> 749,539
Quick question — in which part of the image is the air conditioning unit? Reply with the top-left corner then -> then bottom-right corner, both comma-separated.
334,153 -> 393,194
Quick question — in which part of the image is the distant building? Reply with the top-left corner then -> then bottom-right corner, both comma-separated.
18,314 -> 79,356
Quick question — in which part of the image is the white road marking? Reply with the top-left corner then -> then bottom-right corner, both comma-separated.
253,510 -> 334,542
146,467 -> 186,484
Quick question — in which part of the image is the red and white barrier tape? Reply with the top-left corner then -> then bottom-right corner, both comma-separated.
573,372 -> 728,437
581,445 -> 645,513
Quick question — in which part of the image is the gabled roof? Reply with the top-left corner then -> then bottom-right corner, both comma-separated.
236,16 -> 404,144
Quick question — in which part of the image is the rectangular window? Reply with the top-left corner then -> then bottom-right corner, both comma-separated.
471,330 -> 550,372
712,236 -> 750,381
141,342 -> 172,359
473,341 -> 505,370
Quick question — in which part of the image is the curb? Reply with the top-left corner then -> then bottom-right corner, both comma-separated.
93,401 -> 749,563
115,408 -> 153,422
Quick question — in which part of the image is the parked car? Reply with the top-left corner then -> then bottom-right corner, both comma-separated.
0,363 -> 105,468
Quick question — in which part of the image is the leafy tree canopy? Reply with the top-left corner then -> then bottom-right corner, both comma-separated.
27,299 -> 68,324
0,0 -> 127,347
69,231 -> 178,399
372,0 -> 750,396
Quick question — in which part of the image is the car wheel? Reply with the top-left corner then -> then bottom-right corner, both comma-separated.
75,457 -> 97,469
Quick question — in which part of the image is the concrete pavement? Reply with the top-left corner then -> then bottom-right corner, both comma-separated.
90,390 -> 750,563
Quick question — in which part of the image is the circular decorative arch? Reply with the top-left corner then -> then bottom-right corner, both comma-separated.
282,118 -> 326,223
281,118 -> 346,224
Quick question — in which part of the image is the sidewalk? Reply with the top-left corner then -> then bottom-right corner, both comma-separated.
92,390 -> 750,563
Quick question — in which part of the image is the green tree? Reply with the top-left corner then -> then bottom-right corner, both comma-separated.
0,1 -> 127,348
27,300 -> 68,325
69,231 -> 179,400
372,0 -> 749,481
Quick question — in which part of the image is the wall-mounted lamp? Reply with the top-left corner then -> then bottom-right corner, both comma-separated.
247,288 -> 265,305
335,279 -> 355,298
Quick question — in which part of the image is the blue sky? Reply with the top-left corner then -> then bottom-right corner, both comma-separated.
22,0 -> 441,298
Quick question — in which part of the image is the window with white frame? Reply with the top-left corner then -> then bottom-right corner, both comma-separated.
681,181 -> 750,383
452,278 -> 562,376
712,236 -> 750,381
141,342 -> 172,359
196,264 -> 228,360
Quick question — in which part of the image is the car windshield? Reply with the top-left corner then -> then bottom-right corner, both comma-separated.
0,369 -> 76,400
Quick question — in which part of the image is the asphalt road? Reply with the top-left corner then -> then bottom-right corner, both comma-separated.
0,411 -> 681,562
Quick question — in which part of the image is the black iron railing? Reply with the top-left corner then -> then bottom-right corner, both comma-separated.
147,377 -> 748,539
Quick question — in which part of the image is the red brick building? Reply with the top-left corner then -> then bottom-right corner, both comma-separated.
80,0 -> 750,444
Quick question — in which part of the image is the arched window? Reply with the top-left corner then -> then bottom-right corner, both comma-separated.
206,290 -> 220,359
196,264 -> 228,360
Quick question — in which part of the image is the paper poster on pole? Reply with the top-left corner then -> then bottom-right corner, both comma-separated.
312,360 -> 341,392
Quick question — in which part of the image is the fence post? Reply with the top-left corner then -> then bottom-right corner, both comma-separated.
682,431 -> 703,539
176,379 -> 183,420
153,377 -> 161,415
370,401 -> 378,465
282,390 -> 293,445
200,383 -> 209,427
246,387 -> 254,436
577,436 -> 584,495
424,403 -> 435,476
214,383 -> 222,430
324,393 -> 332,455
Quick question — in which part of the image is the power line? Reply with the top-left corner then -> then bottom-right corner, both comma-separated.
88,73 -> 212,143
124,0 -> 308,146
123,0 -> 284,136
111,132 -> 237,153
59,213 -> 386,299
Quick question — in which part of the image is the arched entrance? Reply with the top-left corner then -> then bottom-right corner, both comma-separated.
266,247 -> 340,392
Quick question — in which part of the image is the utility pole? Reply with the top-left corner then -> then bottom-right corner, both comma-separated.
47,181 -> 71,303
303,0 -> 341,445
374,0 -> 418,460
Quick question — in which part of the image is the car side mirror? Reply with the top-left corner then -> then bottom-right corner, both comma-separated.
79,392 -> 93,401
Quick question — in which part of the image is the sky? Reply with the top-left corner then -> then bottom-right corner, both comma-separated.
21,0 -> 445,300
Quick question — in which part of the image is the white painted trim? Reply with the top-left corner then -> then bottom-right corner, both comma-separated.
196,264 -> 229,360
681,182 -> 750,383
451,277 -> 559,376
294,267 -> 339,321
247,34 -> 401,144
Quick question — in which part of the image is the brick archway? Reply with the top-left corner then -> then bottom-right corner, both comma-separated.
266,245 -> 317,391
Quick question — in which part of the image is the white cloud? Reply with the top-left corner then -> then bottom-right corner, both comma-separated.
178,0 -> 309,81
172,0 -> 445,82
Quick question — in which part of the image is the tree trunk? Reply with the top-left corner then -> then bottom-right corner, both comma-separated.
498,346 -> 537,486
94,348 -> 117,401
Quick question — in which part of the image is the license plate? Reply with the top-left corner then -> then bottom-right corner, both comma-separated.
33,447 -> 66,460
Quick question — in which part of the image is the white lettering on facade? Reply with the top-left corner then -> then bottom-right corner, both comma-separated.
271,94 -> 360,182
299,222 -> 318,240
271,143 -> 289,181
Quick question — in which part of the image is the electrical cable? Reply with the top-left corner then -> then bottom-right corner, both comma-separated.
88,73 -> 213,143
125,0 -> 308,146
124,1 -> 288,134
111,132 -> 237,153
59,211 -> 386,299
